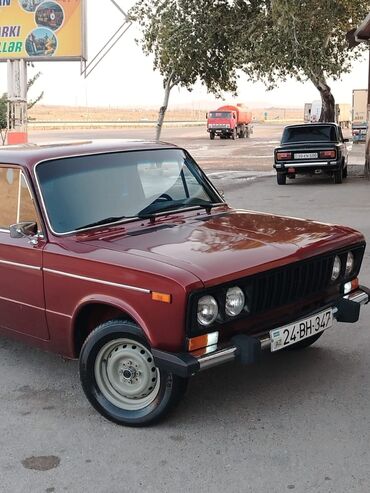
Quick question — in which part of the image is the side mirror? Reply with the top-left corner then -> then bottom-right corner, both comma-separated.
10,222 -> 37,239
206,112 -> 208,119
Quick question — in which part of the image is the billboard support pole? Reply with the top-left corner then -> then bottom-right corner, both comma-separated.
7,59 -> 28,145
81,0 -> 131,78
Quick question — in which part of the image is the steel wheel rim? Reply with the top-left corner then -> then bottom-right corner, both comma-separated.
94,338 -> 160,411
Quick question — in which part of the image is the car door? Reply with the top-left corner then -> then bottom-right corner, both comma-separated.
0,165 -> 48,340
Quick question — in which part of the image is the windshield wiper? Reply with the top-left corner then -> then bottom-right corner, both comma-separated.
76,216 -> 127,230
137,200 -> 218,219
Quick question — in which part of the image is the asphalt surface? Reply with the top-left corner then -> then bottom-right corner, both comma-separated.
1,126 -> 370,493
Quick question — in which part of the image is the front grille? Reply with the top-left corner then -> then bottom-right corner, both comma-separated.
248,255 -> 333,315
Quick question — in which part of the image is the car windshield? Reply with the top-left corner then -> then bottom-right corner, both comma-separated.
209,112 -> 232,119
282,125 -> 337,143
36,149 -> 219,234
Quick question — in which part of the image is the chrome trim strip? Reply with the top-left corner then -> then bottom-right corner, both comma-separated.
345,290 -> 369,305
43,268 -> 151,294
46,309 -> 72,319
284,161 -> 330,167
198,346 -> 238,370
0,259 -> 41,270
0,294 -> 44,310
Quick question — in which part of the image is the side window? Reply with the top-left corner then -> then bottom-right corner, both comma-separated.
0,167 -> 20,229
0,167 -> 39,231
19,173 -> 39,226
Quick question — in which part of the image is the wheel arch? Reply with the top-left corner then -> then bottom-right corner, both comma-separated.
71,295 -> 152,358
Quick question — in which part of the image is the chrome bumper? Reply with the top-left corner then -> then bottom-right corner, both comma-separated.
153,288 -> 369,378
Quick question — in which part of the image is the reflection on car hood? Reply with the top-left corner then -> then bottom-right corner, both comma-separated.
83,209 -> 362,287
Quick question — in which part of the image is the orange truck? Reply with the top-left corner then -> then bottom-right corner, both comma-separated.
207,105 -> 253,140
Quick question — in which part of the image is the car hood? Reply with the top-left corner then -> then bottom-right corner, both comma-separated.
81,209 -> 362,287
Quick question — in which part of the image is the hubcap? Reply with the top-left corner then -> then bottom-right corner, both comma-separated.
94,338 -> 160,411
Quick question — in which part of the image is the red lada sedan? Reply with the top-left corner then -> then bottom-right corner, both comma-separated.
0,140 -> 368,426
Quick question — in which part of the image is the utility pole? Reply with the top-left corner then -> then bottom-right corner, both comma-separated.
7,59 -> 28,145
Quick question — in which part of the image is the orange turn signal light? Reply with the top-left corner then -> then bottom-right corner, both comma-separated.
188,331 -> 219,351
351,278 -> 359,291
151,292 -> 172,303
344,278 -> 359,295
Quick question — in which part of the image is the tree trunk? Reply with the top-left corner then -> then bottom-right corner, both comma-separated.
155,72 -> 175,141
0,128 -> 7,146
310,76 -> 336,123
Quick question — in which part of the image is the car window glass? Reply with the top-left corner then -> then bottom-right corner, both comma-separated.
36,150 -> 217,234
0,167 -> 20,229
282,126 -> 337,143
137,160 -> 209,202
19,173 -> 39,227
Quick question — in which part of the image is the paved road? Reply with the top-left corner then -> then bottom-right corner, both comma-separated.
1,128 -> 370,493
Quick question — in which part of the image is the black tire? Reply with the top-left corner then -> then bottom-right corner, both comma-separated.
231,129 -> 237,140
79,320 -> 188,427
210,132 -> 215,140
287,332 -> 323,350
333,166 -> 343,184
277,173 -> 286,185
343,165 -> 348,179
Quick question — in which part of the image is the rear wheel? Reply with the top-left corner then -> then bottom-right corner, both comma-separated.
277,173 -> 286,185
333,166 -> 343,184
343,165 -> 348,179
79,320 -> 188,426
231,129 -> 237,140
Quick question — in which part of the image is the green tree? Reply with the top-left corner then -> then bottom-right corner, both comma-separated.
27,71 -> 44,110
0,71 -> 44,145
130,0 -> 243,140
0,93 -> 8,145
237,0 -> 369,122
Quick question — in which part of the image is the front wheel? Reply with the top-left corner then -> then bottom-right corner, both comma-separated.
209,132 -> 215,140
79,320 -> 188,426
287,332 -> 323,350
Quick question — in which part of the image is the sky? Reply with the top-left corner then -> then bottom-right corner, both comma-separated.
1,0 -> 369,109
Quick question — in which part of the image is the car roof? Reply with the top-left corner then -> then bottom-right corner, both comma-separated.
0,139 -> 179,170
284,123 -> 338,130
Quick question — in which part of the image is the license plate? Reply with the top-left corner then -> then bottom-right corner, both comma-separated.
294,152 -> 318,159
270,308 -> 333,352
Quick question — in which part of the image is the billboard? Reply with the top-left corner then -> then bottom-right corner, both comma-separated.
0,0 -> 85,61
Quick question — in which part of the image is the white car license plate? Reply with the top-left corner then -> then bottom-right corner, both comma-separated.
294,152 -> 318,159
270,308 -> 333,352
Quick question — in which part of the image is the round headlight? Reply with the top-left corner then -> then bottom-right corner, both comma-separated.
197,296 -> 218,326
225,287 -> 245,317
331,255 -> 341,281
345,251 -> 354,276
